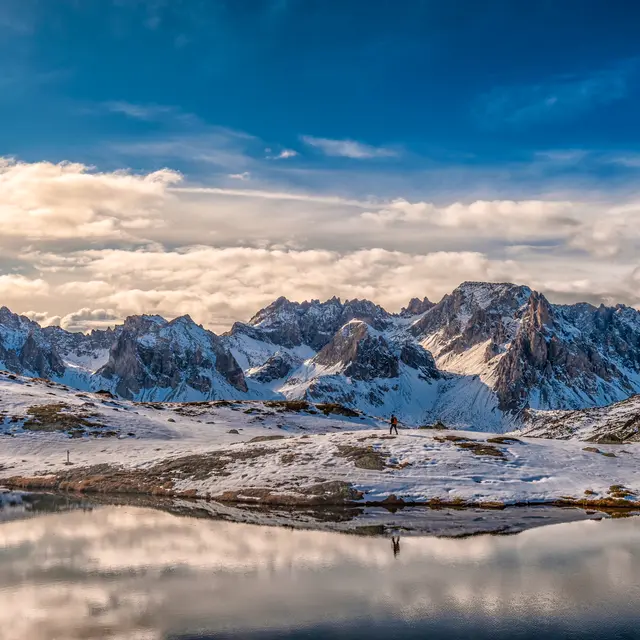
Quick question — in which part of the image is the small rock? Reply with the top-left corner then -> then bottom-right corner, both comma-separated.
228,429 -> 240,434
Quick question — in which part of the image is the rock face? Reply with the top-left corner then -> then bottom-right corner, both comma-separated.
518,394 -> 640,442
0,307 -> 65,379
411,282 -> 532,362
230,296 -> 392,351
247,352 -> 300,383
278,321 -> 442,418
314,322 -> 400,381
97,315 -> 247,400
0,310 -> 247,401
400,296 -> 435,317
411,282 -> 640,416
493,293 -> 640,412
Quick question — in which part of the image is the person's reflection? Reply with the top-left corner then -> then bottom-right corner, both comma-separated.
391,536 -> 400,558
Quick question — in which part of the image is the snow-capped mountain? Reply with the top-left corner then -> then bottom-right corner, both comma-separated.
95,314 -> 250,401
517,394 -> 640,443
410,282 -> 640,415
0,307 -> 252,402
1,281 -> 640,429
0,307 -> 65,380
279,320 -> 443,419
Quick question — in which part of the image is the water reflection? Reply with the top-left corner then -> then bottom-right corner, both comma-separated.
1,505 -> 640,639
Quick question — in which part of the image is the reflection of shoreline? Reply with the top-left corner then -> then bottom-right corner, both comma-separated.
0,490 -> 610,538
0,507 -> 639,640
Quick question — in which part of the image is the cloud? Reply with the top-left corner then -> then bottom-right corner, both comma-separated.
301,135 -> 397,159
113,128 -> 256,170
102,101 -> 177,120
58,307 -> 120,332
3,157 -> 640,333
19,242 -> 638,333
267,149 -> 298,160
0,158 -> 181,242
228,172 -> 251,180
27,246 -> 511,332
476,63 -> 634,127
0,274 -> 49,299
361,199 -> 580,240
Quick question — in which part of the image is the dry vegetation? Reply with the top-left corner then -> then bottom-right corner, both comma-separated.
21,403 -> 117,438
335,444 -> 388,470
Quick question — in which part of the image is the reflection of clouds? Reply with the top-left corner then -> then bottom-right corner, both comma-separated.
1,508 -> 640,640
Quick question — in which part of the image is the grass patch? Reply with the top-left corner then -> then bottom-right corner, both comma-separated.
315,403 -> 360,417
264,400 -> 310,412
486,436 -> 522,445
22,403 -> 111,437
418,421 -> 447,430
608,484 -> 637,499
434,434 -> 504,458
247,435 -> 287,443
336,444 -> 388,470
434,434 -> 470,443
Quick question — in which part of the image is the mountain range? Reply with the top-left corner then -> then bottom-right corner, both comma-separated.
1,281 -> 639,430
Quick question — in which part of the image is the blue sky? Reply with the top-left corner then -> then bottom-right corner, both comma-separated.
3,0 -> 640,196
1,1 -> 640,330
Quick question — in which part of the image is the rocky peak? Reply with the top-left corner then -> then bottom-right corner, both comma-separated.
410,281 -> 532,361
525,291 -> 554,330
236,296 -> 390,351
97,313 -> 247,399
0,306 -> 38,333
340,298 -> 391,330
400,297 -> 435,317
121,314 -> 168,334
0,307 -> 64,378
314,321 -> 399,381
248,351 -> 300,383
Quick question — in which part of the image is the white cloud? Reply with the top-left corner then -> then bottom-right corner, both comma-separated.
0,274 -> 49,299
267,149 -> 298,160
0,158 -> 181,242
28,247 -> 511,331
301,135 -> 397,159
102,101 -> 178,121
228,172 -> 251,180
361,199 -> 580,240
58,307 -> 120,332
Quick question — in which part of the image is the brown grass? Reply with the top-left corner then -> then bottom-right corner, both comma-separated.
22,403 -> 111,437
264,400 -> 310,412
335,444 -> 388,470
315,403 -> 360,417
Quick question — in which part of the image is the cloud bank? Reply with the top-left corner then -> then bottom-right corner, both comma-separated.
2,157 -> 640,333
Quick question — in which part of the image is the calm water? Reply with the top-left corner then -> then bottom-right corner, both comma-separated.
1,499 -> 640,640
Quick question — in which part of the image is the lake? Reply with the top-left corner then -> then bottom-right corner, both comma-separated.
1,495 -> 640,639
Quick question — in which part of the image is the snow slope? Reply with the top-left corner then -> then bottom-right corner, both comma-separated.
518,394 -> 640,442
2,372 -> 640,508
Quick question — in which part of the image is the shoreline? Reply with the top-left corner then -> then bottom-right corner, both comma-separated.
3,474 -> 640,511
1,488 -> 632,539
3,376 -> 640,513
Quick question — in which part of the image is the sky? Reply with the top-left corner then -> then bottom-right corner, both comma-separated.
2,0 -> 640,332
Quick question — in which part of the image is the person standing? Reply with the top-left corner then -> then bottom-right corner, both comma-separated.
390,413 -> 399,435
